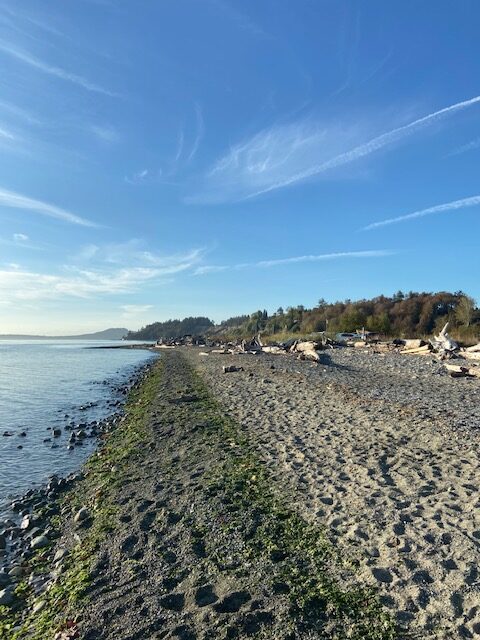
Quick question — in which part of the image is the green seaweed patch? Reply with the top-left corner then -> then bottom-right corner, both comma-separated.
0,359 -> 164,640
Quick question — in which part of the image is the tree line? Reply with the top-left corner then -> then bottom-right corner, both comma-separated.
126,292 -> 479,341
218,291 -> 479,339
126,316 -> 213,340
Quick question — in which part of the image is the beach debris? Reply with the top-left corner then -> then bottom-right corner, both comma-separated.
444,363 -> 480,379
401,344 -> 432,356
429,322 -> 459,356
465,342 -> 480,352
223,365 -> 244,373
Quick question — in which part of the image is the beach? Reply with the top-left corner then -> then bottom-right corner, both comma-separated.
1,347 -> 479,639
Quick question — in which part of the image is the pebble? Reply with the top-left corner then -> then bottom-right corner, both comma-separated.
0,587 -> 14,606
30,534 -> 49,550
74,507 -> 89,523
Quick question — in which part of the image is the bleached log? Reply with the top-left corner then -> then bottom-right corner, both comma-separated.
291,340 -> 320,353
402,344 -> 432,355
298,349 -> 321,362
462,351 -> 480,361
403,339 -> 425,349
444,363 -> 480,378
465,343 -> 480,353
430,322 -> 458,354
261,346 -> 286,354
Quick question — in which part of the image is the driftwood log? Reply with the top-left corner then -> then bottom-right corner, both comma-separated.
430,323 -> 458,355
444,363 -> 480,379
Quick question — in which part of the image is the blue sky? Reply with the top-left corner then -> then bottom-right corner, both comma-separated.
0,0 -> 479,334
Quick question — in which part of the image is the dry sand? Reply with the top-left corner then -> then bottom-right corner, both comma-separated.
188,347 -> 480,639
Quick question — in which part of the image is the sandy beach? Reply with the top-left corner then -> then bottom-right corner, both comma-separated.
188,347 -> 480,639
2,347 -> 480,639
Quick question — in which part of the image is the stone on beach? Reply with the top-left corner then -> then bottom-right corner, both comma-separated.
74,507 -> 90,523
30,534 -> 49,549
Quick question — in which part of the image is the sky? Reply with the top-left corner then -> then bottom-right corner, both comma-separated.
0,0 -> 479,334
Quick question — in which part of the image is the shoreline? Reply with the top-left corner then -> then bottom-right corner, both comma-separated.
1,347 -> 479,638
0,351 -> 395,640
0,357 -> 158,579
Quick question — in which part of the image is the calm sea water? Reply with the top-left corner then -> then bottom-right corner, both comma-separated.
0,340 -> 156,519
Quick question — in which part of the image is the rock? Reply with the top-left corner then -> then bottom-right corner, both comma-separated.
18,431 -> 27,437
2,431 -> 13,437
0,572 -> 10,587
30,535 -> 49,550
8,566 -> 24,578
32,600 -> 46,614
53,428 -> 62,437
20,515 -> 33,530
53,548 -> 68,563
0,587 -> 14,606
74,507 -> 89,523
0,534 -> 6,549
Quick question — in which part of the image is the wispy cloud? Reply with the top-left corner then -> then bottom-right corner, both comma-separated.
363,195 -> 480,231
121,304 -> 154,318
173,127 -> 185,164
0,99 -> 42,125
0,41 -> 117,97
0,126 -> 15,140
190,94 -> 480,203
0,187 -> 97,227
447,137 -> 480,157
13,232 -> 29,242
90,124 -> 119,142
0,246 -> 203,303
77,240 -> 204,269
207,0 -> 268,38
186,103 -> 205,163
124,168 -> 163,185
194,250 -> 392,275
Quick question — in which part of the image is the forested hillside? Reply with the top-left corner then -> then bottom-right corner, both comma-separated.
219,291 -> 479,340
126,317 -> 214,340
127,292 -> 478,341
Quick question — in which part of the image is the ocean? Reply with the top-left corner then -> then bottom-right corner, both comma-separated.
0,340 -> 156,519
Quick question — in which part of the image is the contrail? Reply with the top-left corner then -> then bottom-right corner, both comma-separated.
363,195 -> 480,230
246,94 -> 480,199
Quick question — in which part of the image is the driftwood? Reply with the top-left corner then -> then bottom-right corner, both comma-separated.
461,351 -> 480,361
223,365 -> 244,373
289,340 -> 322,362
402,344 -> 432,355
444,363 -> 480,379
465,343 -> 480,353
429,323 -> 458,355
261,345 -> 286,355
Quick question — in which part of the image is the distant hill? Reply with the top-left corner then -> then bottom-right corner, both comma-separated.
126,317 -> 213,341
0,328 -> 129,340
